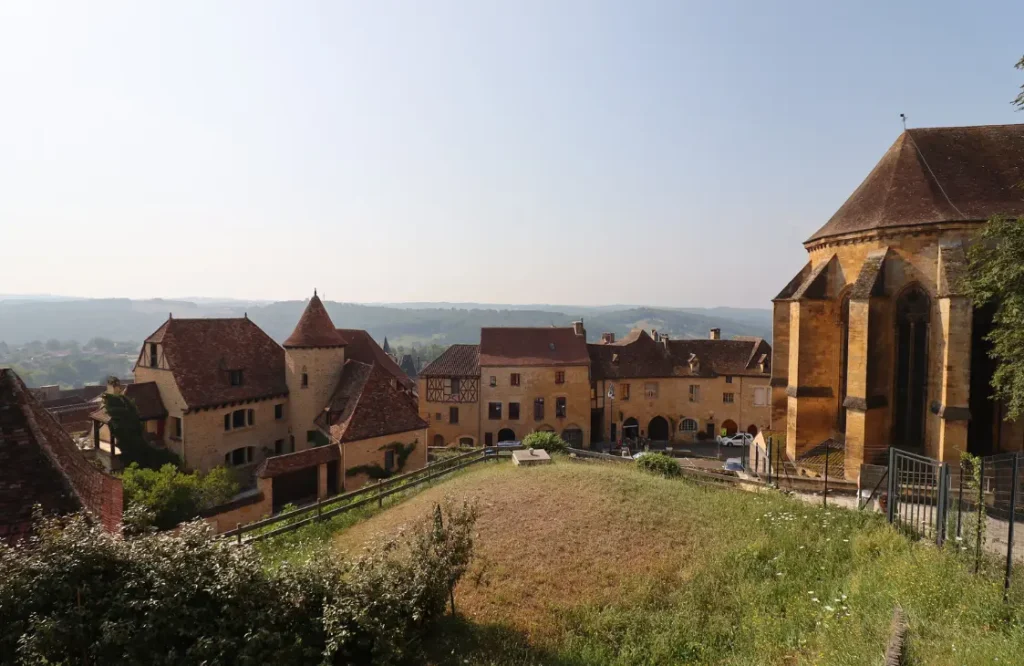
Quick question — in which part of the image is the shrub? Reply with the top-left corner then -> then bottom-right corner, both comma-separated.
121,463 -> 238,531
522,431 -> 568,453
636,452 -> 681,478
0,500 -> 477,665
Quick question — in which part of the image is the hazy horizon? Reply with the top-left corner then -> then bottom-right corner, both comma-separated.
3,2 -> 1023,308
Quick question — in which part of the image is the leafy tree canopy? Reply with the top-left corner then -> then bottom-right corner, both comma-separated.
963,215 -> 1024,420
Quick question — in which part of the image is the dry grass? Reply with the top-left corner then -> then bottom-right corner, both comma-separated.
334,460 -> 723,639
327,458 -> 1024,665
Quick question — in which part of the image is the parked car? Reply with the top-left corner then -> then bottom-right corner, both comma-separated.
722,458 -> 744,473
717,433 -> 753,447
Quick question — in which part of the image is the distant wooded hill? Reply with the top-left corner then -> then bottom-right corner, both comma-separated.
0,298 -> 772,347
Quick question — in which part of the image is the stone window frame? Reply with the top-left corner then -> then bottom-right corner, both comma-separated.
680,418 -> 698,432
723,392 -> 735,404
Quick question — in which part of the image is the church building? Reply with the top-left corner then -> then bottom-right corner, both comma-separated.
773,124 -> 1024,477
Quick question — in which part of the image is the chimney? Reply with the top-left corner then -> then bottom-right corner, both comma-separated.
709,328 -> 721,340
601,332 -> 615,344
652,329 -> 658,342
661,333 -> 670,350
573,320 -> 585,337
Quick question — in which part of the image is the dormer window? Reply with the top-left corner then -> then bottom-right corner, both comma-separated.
688,353 -> 700,374
229,369 -> 244,386
149,343 -> 158,368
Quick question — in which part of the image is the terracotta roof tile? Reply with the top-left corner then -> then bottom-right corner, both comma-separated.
283,294 -> 347,348
257,443 -> 339,478
479,327 -> 589,367
316,360 -> 427,443
419,344 -> 480,377
0,368 -> 122,536
89,381 -> 167,424
587,331 -> 675,379
808,124 -> 1024,243
336,329 -> 415,391
666,338 -> 772,377
141,318 -> 287,410
588,332 -> 772,380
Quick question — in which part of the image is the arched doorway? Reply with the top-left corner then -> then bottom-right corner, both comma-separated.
894,285 -> 930,448
497,428 -> 516,442
432,434 -> 445,447
648,416 -> 669,441
459,436 -> 475,447
622,417 -> 640,442
747,424 -> 759,436
561,426 -> 584,448
721,419 -> 738,436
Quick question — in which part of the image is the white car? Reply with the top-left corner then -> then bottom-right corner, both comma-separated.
717,433 -> 753,447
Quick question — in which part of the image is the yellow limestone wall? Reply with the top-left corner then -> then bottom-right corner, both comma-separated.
479,365 -> 591,445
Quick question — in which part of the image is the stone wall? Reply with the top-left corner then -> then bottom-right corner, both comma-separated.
285,346 -> 345,452
609,375 -> 771,442
343,428 -> 428,489
479,365 -> 591,446
181,397 -> 292,473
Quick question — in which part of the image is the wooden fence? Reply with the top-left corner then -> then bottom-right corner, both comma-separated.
222,447 -> 504,545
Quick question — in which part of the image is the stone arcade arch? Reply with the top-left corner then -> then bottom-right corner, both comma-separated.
647,416 -> 670,441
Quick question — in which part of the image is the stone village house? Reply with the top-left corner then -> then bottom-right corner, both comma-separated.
418,322 -> 771,449
774,123 -> 1024,479
88,293 -> 427,527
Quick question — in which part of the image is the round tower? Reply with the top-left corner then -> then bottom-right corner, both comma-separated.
283,291 -> 347,449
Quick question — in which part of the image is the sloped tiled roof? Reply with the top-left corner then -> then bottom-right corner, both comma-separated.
479,328 -> 589,367
588,330 -> 675,379
89,381 -> 167,424
336,329 -> 415,391
283,294 -> 347,348
400,354 -> 418,378
666,338 -> 772,377
0,368 -> 122,537
419,344 -> 480,377
257,444 -> 339,479
315,360 -> 427,443
141,318 -> 288,410
807,125 -> 1024,243
589,331 -> 771,380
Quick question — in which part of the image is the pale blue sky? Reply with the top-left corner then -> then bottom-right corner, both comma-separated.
1,1 -> 1022,307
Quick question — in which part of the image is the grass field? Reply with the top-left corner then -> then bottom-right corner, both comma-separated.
322,459 -> 1024,665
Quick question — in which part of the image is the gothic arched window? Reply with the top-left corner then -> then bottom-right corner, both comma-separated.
838,292 -> 851,434
893,285 -> 930,448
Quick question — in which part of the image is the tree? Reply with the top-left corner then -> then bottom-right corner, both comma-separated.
121,463 -> 238,530
959,57 -> 1024,419
102,391 -> 180,469
85,337 -> 116,352
963,215 -> 1024,419
44,338 -> 62,352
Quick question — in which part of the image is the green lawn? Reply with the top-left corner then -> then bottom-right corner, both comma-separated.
266,459 -> 1024,665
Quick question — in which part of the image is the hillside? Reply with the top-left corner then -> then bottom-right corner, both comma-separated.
328,462 -> 1024,665
0,298 -> 772,346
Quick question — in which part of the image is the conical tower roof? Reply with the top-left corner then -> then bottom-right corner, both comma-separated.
284,292 -> 347,349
